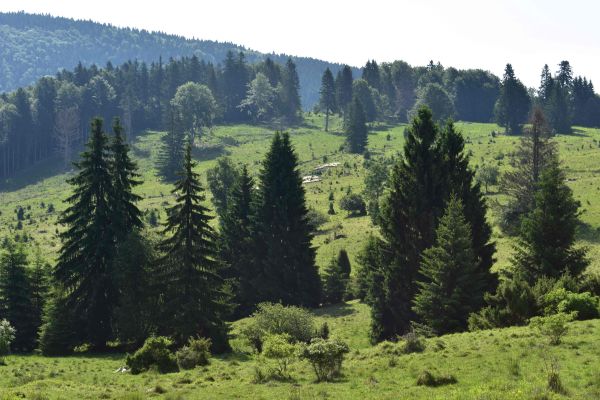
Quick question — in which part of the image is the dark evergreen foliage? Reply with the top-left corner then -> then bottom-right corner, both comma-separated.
494,64 -> 531,135
367,107 -> 495,341
0,241 -> 37,351
335,65 -> 354,114
319,68 -> 337,131
218,166 -> 256,317
413,197 -> 481,334
253,132 -> 321,307
513,162 -> 588,282
345,98 -> 368,154
157,143 -> 229,351
54,118 -> 116,350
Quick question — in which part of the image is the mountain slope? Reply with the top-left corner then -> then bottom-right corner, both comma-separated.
0,11 -> 359,107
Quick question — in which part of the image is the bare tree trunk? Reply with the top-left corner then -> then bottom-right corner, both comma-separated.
55,106 -> 80,169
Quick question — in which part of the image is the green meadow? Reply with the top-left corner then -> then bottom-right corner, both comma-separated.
1,114 -> 600,399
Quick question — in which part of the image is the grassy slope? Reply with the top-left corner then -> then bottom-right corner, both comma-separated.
1,115 -> 600,398
1,115 -> 600,273
0,301 -> 599,399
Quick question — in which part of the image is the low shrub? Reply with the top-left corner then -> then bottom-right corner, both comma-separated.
126,336 -> 178,374
0,319 -> 16,365
241,303 -> 315,353
300,338 -> 350,382
262,334 -> 297,378
545,357 -> 566,394
557,292 -> 599,320
416,370 -> 457,387
176,337 -> 212,370
339,193 -> 367,216
529,312 -> 575,345
400,331 -> 426,354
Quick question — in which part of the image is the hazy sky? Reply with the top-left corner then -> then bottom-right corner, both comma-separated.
2,0 -> 599,88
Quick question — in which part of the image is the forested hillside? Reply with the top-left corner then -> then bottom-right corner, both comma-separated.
0,12 -> 356,106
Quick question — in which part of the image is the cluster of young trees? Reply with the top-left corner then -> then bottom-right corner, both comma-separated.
0,116 -> 325,354
356,107 -> 496,340
0,53 -> 302,180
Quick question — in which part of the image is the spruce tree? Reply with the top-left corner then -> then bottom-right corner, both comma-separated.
254,132 -> 321,307
219,165 -> 256,317
158,111 -> 185,181
335,65 -> 354,114
498,107 -> 558,234
0,241 -> 36,352
319,68 -> 336,131
29,248 -> 50,344
280,59 -> 302,123
494,64 -> 531,135
158,143 -> 229,350
109,117 -> 143,238
368,106 -> 495,341
54,117 -> 115,350
413,197 -> 481,334
322,256 -> 346,305
346,98 -> 368,154
513,162 -> 588,283
371,107 -> 444,340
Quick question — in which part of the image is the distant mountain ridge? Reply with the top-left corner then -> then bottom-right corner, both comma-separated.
0,11 -> 358,107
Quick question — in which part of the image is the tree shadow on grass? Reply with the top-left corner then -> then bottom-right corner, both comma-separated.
313,302 -> 356,318
577,222 -> 600,244
0,156 -> 67,192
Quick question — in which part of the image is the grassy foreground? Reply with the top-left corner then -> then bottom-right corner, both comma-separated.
0,301 -> 599,399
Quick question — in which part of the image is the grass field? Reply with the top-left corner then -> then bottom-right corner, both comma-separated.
1,113 -> 599,273
0,301 -> 599,399
1,114 -> 600,399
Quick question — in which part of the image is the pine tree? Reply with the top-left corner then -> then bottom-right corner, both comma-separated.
157,143 -> 229,351
319,68 -> 337,131
0,241 -> 36,351
345,98 -> 368,154
538,64 -> 554,104
219,165 -> 256,317
413,197 -> 481,334
254,132 -> 321,307
513,162 -> 588,283
109,117 -> 143,238
54,118 -> 115,350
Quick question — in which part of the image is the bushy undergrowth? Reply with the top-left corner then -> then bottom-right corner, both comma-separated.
176,337 -> 212,370
126,336 -> 178,374
240,303 -> 315,353
416,370 -> 457,387
300,337 -> 350,382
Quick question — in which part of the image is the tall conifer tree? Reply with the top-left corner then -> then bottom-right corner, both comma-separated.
335,65 -> 354,114
109,118 -> 143,238
55,118 -> 115,350
254,132 -> 321,307
345,98 -> 368,153
413,197 -> 481,334
158,143 -> 229,350
319,68 -> 336,131
513,162 -> 588,282
0,241 -> 36,351
219,165 -> 256,317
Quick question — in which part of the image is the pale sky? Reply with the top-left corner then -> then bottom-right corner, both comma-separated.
2,0 -> 599,88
